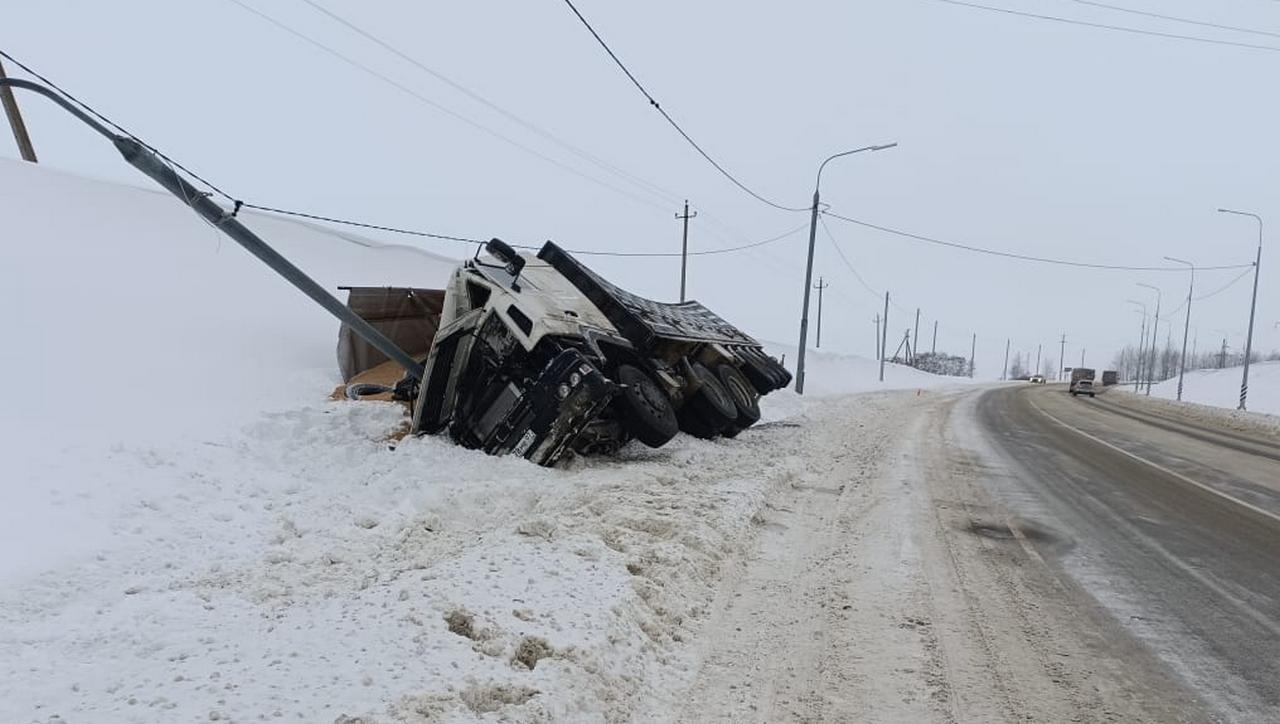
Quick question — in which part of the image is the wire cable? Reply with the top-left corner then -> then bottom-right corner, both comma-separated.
1195,266 -> 1256,301
928,0 -> 1280,53
0,49 -> 238,202
818,216 -> 885,300
1064,0 -> 1280,41
221,0 -> 672,215
821,209 -> 1255,272
296,0 -> 685,209
557,0 -> 808,212
1,49 -> 811,260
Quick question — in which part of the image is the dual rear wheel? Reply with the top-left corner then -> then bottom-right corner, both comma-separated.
615,361 -> 760,445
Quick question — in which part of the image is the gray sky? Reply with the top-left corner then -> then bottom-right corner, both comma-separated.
5,0 -> 1278,377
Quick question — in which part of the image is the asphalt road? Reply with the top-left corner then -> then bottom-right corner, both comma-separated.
972,384 -> 1280,723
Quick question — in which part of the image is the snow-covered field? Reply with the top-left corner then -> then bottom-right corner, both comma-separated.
1,160 -> 973,722
1143,361 -> 1280,418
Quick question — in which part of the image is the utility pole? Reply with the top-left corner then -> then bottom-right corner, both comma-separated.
1035,344 -> 1042,377
1219,338 -> 1228,369
913,308 -> 921,365
932,320 -> 938,354
1058,334 -> 1067,381
1002,338 -> 1011,380
1218,209 -> 1263,411
1139,283 -> 1162,396
1134,311 -> 1146,391
0,59 -> 38,163
874,314 -> 882,360
796,142 -> 897,395
1080,348 -> 1086,369
813,277 -> 829,348
879,292 -> 890,382
1165,256 -> 1195,401
676,200 -> 696,302
969,333 -> 977,378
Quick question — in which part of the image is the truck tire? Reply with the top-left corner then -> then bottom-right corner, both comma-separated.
717,363 -> 761,437
615,364 -> 679,448
679,361 -> 738,439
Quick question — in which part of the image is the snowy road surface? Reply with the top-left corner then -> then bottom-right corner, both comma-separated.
13,381 -> 1269,722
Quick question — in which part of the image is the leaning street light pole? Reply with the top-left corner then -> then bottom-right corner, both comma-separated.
1165,256 -> 1195,401
1138,283 -> 1162,396
1218,209 -> 1263,410
795,142 -> 897,394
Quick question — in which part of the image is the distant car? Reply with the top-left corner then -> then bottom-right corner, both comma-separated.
1070,379 -> 1095,397
1029,375 -> 1046,384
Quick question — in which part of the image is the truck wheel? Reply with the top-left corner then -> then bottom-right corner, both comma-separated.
679,362 -> 738,439
717,364 -> 761,436
615,364 -> 679,447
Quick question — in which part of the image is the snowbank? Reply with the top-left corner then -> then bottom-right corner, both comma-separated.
752,342 -> 972,406
0,157 -> 459,578
1144,361 -> 1280,419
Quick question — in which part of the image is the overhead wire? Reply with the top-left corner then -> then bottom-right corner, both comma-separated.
0,49 -> 237,202
290,0 -> 802,256
294,0 -> 685,209
1,49 -> 812,259
928,0 -> 1280,53
1063,0 -> 1280,40
557,0 -> 808,212
821,209 -> 1254,272
221,0 -> 673,215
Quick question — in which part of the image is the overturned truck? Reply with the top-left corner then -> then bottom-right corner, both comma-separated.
0,76 -> 789,467
340,239 -> 791,465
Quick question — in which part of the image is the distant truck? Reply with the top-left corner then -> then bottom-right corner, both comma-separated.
1069,368 -> 1096,397
1101,370 -> 1118,387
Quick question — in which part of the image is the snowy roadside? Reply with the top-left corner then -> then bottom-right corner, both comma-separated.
1132,360 -> 1280,424
2,159 -> 982,722
3,389 -> 845,722
1111,385 -> 1280,438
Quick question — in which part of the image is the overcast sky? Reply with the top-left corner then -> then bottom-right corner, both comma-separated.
5,0 -> 1278,377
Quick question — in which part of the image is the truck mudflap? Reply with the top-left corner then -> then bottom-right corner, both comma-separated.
536,241 -> 792,392
476,348 -> 617,466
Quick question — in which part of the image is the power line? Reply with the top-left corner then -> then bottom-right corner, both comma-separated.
221,0 -> 673,214
928,0 -> 1280,53
1196,266 -> 1256,301
818,215 -> 884,300
295,0 -> 684,208
821,209 -> 1254,272
1064,0 -> 1280,41
2,48 -> 811,261
0,49 -> 236,202
557,0 -> 808,212
241,205 -> 486,244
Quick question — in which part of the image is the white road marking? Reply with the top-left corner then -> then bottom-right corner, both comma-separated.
1028,396 -> 1280,639
1028,398 -> 1280,526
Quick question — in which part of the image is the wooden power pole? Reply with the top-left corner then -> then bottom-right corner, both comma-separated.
0,59 -> 37,162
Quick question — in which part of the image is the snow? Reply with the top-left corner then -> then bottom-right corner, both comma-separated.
0,158 -> 460,581
0,159 -> 970,722
1142,361 -> 1280,419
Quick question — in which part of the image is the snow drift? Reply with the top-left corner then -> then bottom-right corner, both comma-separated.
1144,361 -> 1280,418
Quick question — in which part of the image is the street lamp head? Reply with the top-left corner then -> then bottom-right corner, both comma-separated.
870,143 -> 899,152
1163,256 -> 1194,269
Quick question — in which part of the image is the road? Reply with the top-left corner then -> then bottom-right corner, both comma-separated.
973,383 -> 1280,722
677,383 -> 1279,723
